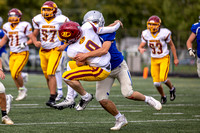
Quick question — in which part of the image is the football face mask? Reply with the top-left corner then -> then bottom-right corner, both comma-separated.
8,8 -> 22,24
147,15 -> 161,33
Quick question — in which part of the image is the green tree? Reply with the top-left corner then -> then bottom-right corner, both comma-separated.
0,0 -> 200,48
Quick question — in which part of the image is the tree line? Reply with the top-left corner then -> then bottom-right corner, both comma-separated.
0,0 -> 199,48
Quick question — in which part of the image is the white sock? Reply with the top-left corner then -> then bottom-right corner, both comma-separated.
115,112 -> 122,120
57,88 -> 63,95
73,91 -> 78,98
66,85 -> 75,100
81,92 -> 90,100
55,71 -> 63,89
170,87 -> 175,91
21,72 -> 27,78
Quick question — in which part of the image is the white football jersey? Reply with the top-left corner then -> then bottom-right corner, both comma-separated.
67,22 -> 111,68
32,14 -> 69,49
141,28 -> 171,58
3,21 -> 32,53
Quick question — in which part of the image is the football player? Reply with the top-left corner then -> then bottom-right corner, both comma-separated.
0,8 -> 32,101
0,17 -> 10,72
64,10 -> 162,130
0,17 -> 29,84
29,1 -> 70,107
0,59 -> 13,125
55,21 -> 112,111
186,16 -> 200,77
54,8 -> 74,102
138,15 -> 179,104
55,13 -> 124,109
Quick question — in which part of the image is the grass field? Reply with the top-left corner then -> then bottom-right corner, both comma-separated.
0,74 -> 199,133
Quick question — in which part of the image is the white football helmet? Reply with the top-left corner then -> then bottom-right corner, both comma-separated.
56,8 -> 62,16
82,10 -> 105,27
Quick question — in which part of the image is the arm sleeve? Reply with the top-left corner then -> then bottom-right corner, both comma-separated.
25,23 -> 33,36
141,31 -> 147,43
32,18 -> 39,29
98,22 -> 120,34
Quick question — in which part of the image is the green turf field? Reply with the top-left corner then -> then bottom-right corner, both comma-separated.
0,74 -> 199,133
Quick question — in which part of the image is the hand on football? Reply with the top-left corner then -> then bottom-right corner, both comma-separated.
188,48 -> 196,57
19,42 -> 27,49
74,53 -> 88,62
76,60 -> 86,67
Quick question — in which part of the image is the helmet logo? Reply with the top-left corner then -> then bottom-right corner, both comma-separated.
79,36 -> 85,44
53,3 -> 57,8
61,32 -> 71,37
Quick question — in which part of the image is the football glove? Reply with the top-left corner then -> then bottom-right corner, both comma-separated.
19,42 -> 27,49
188,48 -> 196,57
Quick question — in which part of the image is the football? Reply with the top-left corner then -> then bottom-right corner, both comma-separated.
76,60 -> 86,66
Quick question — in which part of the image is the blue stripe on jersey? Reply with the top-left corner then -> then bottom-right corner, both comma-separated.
191,22 -> 200,58
100,32 -> 124,70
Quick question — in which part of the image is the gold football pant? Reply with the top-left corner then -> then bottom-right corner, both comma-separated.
151,55 -> 170,83
62,61 -> 111,81
39,47 -> 62,79
9,51 -> 29,79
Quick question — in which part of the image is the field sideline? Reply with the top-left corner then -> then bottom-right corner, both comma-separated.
0,74 -> 199,133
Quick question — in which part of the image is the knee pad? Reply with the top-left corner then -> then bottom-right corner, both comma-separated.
197,59 -> 200,77
122,89 -> 134,98
154,82 -> 161,87
0,82 -> 5,93
95,95 -> 109,102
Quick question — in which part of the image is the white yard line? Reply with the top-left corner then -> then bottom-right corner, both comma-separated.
0,119 -> 199,126
13,104 -> 39,106
194,115 -> 200,117
11,103 -> 200,108
153,113 -> 184,115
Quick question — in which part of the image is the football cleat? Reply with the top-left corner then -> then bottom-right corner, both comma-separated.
110,114 -> 128,130
161,96 -> 167,104
55,94 -> 64,102
170,87 -> 176,101
75,93 -> 93,111
54,98 -> 76,110
146,96 -> 162,111
6,94 -> 13,114
46,100 -> 56,107
15,88 -> 27,101
2,115 -> 14,125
